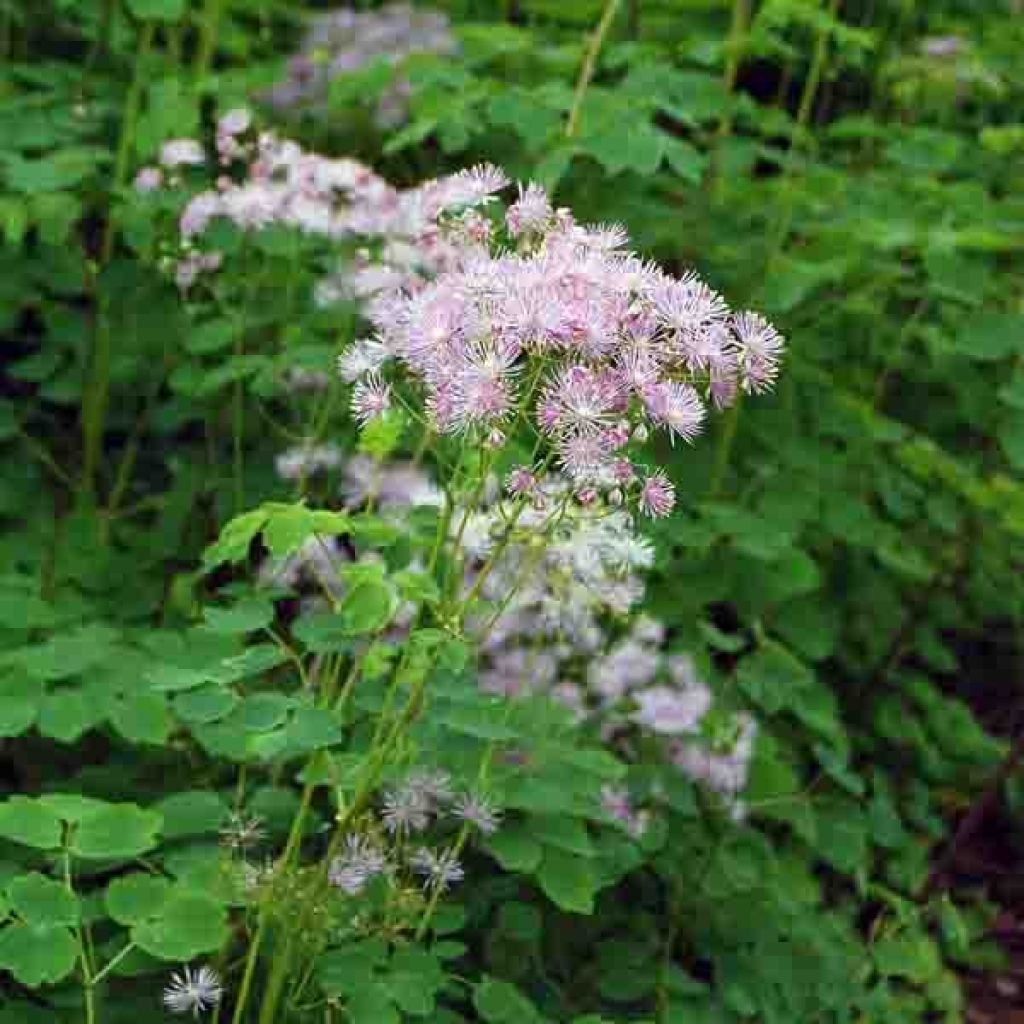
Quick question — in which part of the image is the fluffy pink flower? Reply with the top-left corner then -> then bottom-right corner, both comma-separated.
505,182 -> 552,237
732,311 -> 784,394
351,373 -> 391,425
640,471 -> 676,518
133,167 -> 163,193
643,380 -> 704,443
160,138 -> 205,168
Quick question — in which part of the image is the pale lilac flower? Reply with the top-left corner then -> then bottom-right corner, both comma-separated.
351,373 -> 392,425
539,365 -> 623,438
338,338 -> 391,382
643,381 -> 704,443
450,337 -> 520,432
381,785 -> 431,835
601,786 -> 650,838
133,166 -> 163,193
404,769 -> 454,808
506,182 -> 552,237
589,640 -> 660,701
180,192 -> 223,239
640,471 -> 676,518
328,834 -> 389,895
920,35 -> 965,58
669,714 -> 758,810
410,846 -> 465,891
218,813 -> 266,852
282,367 -> 330,392
161,138 -> 205,168
732,312 -> 784,395
424,163 -> 510,214
163,966 -> 223,1017
275,443 -> 343,482
453,792 -> 502,835
340,455 -> 441,510
632,684 -> 711,735
218,108 -> 252,137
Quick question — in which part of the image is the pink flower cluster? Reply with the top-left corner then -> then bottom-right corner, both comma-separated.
264,3 -> 457,130
353,167 -> 784,518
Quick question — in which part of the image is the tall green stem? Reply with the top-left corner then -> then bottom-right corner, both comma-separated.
195,0 -> 226,79
766,0 -> 842,260
565,0 -> 623,138
707,0 -> 752,195
81,21 -> 155,502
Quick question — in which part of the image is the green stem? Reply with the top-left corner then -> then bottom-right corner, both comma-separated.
565,0 -> 623,138
765,0 -> 841,260
64,846 -> 96,1024
707,0 -> 752,195
195,0 -> 226,79
81,20 -> 155,502
707,395 -> 742,499
90,942 -> 136,986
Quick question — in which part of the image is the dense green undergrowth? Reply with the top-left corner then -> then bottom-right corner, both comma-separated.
2,1 -> 1024,1022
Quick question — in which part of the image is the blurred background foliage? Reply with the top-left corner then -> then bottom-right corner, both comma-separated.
2,0 -> 1024,1021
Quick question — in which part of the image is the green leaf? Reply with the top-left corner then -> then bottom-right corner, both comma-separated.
473,977 -> 539,1023
347,984 -> 400,1024
38,688 -> 107,742
0,798 -> 63,850
111,692 -> 171,745
663,137 -> 707,184
154,791 -> 228,839
812,799 -> 869,875
0,924 -> 78,985
105,874 -> 171,925
132,891 -> 228,960
537,847 -> 596,914
999,411 -> 1024,472
952,312 -> 1022,361
584,121 -> 665,176
7,874 -> 79,927
0,676 -> 40,737
70,804 -> 162,859
484,825 -> 542,872
318,940 -> 387,995
201,507 -> 268,570
873,931 -> 942,984
531,815 -> 595,857
203,598 -> 275,635
736,641 -> 815,715
338,580 -> 397,635
125,0 -> 186,21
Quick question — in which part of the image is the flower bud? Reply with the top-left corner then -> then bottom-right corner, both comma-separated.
632,423 -> 649,443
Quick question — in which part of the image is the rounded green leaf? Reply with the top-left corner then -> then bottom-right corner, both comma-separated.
70,804 -> 162,859
0,923 -> 78,985
339,580 -> 397,635
536,848 -> 596,914
473,977 -> 539,1023
131,891 -> 228,960
155,791 -> 228,839
0,798 -> 63,849
7,873 -> 79,927
105,874 -> 171,925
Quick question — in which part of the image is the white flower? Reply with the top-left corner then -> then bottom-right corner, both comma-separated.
163,965 -> 223,1017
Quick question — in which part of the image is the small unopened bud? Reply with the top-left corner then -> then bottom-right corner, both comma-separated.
632,423 -> 649,443
576,488 -> 598,506
608,488 -> 623,506
486,428 -> 506,449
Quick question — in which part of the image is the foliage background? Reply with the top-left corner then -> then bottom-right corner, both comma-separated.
1,0 -> 1023,1021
